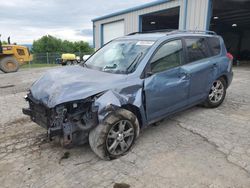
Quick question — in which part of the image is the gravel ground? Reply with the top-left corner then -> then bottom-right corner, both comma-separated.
0,66 -> 250,188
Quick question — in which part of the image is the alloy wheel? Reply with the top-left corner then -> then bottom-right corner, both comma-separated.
106,120 -> 135,156
209,80 -> 224,103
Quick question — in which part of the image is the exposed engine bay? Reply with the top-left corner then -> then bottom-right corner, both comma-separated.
23,93 -> 99,146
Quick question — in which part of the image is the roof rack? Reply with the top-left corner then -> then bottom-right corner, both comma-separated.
172,30 -> 217,35
127,29 -> 217,36
127,29 -> 176,35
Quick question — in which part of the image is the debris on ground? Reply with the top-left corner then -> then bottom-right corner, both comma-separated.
113,183 -> 130,188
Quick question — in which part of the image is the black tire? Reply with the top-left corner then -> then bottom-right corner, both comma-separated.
0,57 -> 19,73
89,109 -> 140,160
66,61 -> 72,65
204,77 -> 227,108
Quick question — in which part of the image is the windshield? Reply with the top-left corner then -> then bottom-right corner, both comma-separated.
85,40 -> 154,74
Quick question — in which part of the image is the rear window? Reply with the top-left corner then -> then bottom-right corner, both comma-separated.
185,38 -> 210,63
207,37 -> 221,56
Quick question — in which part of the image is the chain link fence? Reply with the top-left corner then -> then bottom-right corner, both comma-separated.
23,52 -> 90,68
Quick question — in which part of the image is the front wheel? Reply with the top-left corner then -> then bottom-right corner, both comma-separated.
89,109 -> 140,160
0,57 -> 19,73
204,77 -> 226,108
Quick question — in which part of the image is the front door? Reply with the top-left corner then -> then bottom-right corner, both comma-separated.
144,39 -> 190,122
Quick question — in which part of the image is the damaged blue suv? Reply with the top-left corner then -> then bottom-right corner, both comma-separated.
23,30 -> 233,160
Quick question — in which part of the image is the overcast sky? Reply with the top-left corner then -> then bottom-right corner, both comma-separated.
0,0 -> 155,45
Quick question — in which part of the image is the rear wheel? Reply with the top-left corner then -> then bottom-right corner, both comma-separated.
66,61 -> 72,65
0,57 -> 19,73
204,77 -> 226,108
89,109 -> 140,160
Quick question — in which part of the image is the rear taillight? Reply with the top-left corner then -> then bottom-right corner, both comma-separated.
227,53 -> 233,72
227,53 -> 233,61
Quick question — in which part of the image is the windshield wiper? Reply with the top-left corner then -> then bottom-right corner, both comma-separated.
126,52 -> 143,74
104,64 -> 117,70
80,61 -> 88,68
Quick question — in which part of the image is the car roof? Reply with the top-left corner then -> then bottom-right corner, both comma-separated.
117,30 -> 219,42
119,33 -> 167,41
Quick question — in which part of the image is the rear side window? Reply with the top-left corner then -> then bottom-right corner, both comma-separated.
207,37 -> 221,56
184,38 -> 210,63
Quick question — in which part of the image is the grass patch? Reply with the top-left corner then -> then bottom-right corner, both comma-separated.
21,63 -> 60,68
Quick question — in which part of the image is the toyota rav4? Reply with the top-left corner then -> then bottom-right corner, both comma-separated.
23,30 -> 233,160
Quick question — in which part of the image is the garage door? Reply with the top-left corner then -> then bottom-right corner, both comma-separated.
141,7 -> 180,32
103,20 -> 124,44
210,0 -> 250,66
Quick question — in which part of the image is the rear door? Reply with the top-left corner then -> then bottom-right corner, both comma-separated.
144,39 -> 190,122
183,37 -> 219,104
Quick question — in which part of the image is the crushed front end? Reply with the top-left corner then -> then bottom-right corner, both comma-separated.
22,93 -> 98,146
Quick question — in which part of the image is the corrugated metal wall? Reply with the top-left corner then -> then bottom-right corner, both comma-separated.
186,0 -> 210,30
93,0 -> 210,49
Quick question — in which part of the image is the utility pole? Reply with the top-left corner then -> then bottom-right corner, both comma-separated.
46,52 -> 49,64
46,34 -> 49,64
0,34 -> 2,54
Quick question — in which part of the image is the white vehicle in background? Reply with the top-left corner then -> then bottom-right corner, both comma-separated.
76,56 -> 80,62
83,55 -> 91,62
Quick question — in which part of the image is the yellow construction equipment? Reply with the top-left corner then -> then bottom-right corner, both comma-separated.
0,36 -> 33,73
61,53 -> 80,65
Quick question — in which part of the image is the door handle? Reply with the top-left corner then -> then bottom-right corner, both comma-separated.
179,72 -> 190,79
212,63 -> 218,69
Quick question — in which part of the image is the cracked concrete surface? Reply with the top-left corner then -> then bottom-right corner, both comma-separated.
171,67 -> 250,174
0,67 -> 250,188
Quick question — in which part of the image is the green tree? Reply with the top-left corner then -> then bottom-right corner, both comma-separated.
2,41 -> 8,45
32,35 -> 93,54
61,40 -> 75,53
32,35 -> 62,53
74,41 -> 94,55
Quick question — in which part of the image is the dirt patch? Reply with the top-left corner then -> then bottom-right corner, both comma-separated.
59,151 -> 70,164
4,117 -> 30,127
113,183 -> 130,188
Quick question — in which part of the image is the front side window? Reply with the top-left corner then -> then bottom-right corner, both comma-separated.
85,40 -> 154,74
150,40 -> 183,73
185,37 -> 210,63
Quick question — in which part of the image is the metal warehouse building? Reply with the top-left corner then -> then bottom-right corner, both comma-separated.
92,0 -> 250,64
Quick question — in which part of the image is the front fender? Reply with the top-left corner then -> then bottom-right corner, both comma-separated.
94,88 -> 147,126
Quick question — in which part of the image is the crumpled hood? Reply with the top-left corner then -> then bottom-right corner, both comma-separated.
30,66 -> 127,108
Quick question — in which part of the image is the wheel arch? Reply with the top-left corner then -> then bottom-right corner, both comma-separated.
217,74 -> 228,88
121,104 -> 143,128
0,54 -> 14,60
